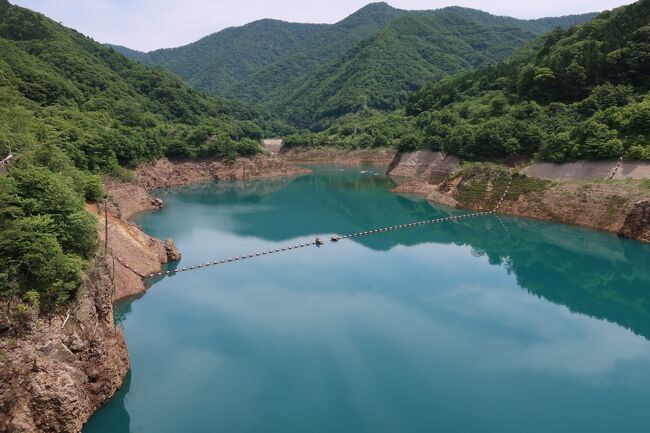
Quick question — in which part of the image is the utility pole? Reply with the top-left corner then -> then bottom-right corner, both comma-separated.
104,196 -> 108,251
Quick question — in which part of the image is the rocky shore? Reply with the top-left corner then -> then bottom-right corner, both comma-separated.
0,153 -> 311,433
280,147 -> 397,166
387,150 -> 650,243
2,149 -> 649,433
0,256 -> 129,433
135,154 -> 311,190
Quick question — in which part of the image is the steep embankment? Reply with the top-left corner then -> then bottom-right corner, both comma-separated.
0,153 -> 309,432
388,150 -> 650,242
280,147 -> 398,166
0,185 -> 167,433
0,256 -> 129,433
135,155 -> 310,190
87,191 -> 170,302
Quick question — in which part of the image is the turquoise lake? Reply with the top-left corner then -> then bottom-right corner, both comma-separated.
85,165 -> 650,433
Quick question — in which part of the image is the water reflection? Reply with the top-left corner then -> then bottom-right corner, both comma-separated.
85,165 -> 650,433
144,166 -> 650,340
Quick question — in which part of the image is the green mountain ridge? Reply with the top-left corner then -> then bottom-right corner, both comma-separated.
0,0 -> 281,311
401,0 -> 650,161
111,2 -> 596,128
280,11 -> 560,127
281,0 -> 649,161
111,19 -> 326,95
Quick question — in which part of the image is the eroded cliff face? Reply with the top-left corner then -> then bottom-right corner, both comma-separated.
87,195 -> 168,302
0,184 -> 169,433
135,155 -> 311,190
455,180 -> 650,237
619,200 -> 650,242
0,256 -> 129,433
387,150 -> 460,183
281,148 -> 397,166
388,151 -> 650,243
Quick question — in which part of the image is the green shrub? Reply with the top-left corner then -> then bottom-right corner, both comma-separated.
84,174 -> 103,202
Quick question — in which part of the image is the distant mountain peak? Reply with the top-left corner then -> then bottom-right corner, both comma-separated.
338,2 -> 402,28
359,2 -> 395,11
111,2 -> 598,127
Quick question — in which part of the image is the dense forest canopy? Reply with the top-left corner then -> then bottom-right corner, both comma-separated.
109,19 -> 326,96
284,0 -> 650,161
114,2 -> 596,128
0,0 -> 285,316
404,0 -> 650,161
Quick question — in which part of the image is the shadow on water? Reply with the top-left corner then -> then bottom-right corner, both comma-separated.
148,166 -> 455,249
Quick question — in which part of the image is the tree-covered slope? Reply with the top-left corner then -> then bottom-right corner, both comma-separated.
121,19 -> 325,95
280,9 -> 588,128
118,2 -> 402,104
105,43 -> 148,62
115,2 -> 595,128
0,0 -> 286,169
0,0 -> 282,316
227,3 -> 406,107
405,0 -> 650,161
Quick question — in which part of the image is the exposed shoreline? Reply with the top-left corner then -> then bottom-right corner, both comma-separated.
387,150 -> 650,243
3,148 -> 649,433
280,147 -> 398,167
101,153 -> 313,304
0,153 -> 311,433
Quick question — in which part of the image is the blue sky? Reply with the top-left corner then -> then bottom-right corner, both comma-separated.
11,0 -> 636,51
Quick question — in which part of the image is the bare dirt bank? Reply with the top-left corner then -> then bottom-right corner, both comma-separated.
388,151 -> 650,243
136,154 -> 311,190
280,147 -> 397,166
87,198 -> 168,303
523,160 -> 650,180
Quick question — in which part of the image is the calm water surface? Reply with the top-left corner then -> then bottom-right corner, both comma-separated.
85,165 -> 650,433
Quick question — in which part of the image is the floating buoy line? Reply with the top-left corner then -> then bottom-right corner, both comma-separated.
113,177 -> 513,279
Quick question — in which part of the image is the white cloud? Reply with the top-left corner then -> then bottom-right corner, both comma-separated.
11,0 -> 636,51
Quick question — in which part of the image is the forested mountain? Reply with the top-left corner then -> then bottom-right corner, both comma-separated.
106,43 -> 148,62
115,2 -> 596,128
280,0 -> 649,159
404,0 -> 650,161
118,3 -> 404,108
111,20 -> 326,95
0,0 -> 281,312
279,10 -> 586,128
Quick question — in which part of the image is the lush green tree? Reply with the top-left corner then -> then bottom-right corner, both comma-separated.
0,215 -> 82,311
